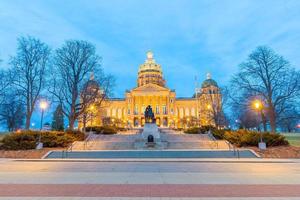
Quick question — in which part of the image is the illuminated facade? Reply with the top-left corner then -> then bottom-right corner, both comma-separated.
89,51 -> 221,128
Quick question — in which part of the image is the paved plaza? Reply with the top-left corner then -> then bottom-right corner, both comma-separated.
1,159 -> 300,199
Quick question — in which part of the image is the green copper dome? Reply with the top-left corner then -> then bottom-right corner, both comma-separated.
201,73 -> 218,88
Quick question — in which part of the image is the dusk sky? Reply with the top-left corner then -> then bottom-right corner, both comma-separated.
1,0 -> 300,126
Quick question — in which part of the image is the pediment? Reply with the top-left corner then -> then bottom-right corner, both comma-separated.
131,83 -> 170,92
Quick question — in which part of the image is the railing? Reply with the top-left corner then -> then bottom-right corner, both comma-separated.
61,141 -> 75,158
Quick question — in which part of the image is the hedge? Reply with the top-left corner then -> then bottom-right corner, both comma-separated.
214,129 -> 288,147
184,125 -> 217,134
183,126 -> 288,147
85,126 -> 117,134
0,130 -> 85,150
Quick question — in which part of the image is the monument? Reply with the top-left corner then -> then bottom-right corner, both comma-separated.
142,105 -> 160,141
134,105 -> 166,149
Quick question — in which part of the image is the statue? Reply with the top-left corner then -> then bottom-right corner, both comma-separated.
144,105 -> 155,123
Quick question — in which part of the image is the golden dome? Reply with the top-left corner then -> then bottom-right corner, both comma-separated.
137,51 -> 165,87
138,51 -> 162,73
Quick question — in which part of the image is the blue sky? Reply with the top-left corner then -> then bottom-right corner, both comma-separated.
0,0 -> 300,128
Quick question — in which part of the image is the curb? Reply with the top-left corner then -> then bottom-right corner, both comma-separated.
12,158 -> 300,163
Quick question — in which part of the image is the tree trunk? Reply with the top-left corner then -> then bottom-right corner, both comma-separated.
268,105 -> 276,133
261,112 -> 267,132
69,115 -> 76,130
25,115 -> 31,130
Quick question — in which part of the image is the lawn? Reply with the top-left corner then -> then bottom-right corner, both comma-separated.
281,133 -> 300,147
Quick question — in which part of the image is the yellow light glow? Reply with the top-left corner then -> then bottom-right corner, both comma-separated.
253,100 -> 262,110
207,105 -> 211,109
40,101 -> 48,110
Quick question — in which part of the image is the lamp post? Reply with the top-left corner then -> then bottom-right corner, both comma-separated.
36,100 -> 48,150
253,100 -> 266,150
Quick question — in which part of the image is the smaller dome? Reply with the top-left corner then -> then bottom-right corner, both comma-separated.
82,73 -> 100,95
201,73 -> 218,88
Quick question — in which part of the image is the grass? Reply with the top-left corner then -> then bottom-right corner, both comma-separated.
281,133 -> 300,147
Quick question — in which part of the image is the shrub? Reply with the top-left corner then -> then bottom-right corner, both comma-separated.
184,127 -> 202,134
0,130 -> 85,150
263,133 -> 288,146
65,129 -> 85,141
211,129 -> 226,139
184,125 -> 218,134
218,129 -> 289,147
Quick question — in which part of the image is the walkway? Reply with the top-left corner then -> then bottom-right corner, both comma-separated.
0,160 -> 300,198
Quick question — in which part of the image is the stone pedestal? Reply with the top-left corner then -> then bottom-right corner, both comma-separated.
142,123 -> 160,140
134,123 -> 167,149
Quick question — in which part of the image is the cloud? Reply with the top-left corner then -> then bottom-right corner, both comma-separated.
0,0 -> 299,98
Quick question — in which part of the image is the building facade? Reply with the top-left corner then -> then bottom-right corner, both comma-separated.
88,51 -> 222,128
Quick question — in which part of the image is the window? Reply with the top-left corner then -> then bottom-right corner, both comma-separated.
170,108 -> 174,114
127,108 -> 130,115
162,105 -> 167,115
170,98 -> 173,103
134,105 -> 138,115
142,106 -> 145,114
156,105 -> 160,114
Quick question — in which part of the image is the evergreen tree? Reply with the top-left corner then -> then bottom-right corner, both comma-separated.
51,104 -> 64,131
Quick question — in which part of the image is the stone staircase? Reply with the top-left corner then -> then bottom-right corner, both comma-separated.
70,129 -> 232,151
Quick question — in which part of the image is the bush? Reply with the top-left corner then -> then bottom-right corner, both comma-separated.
0,130 -> 85,150
65,129 -> 85,141
184,125 -> 217,134
1,132 -> 36,150
85,126 -> 117,134
211,129 -> 226,139
217,129 -> 289,147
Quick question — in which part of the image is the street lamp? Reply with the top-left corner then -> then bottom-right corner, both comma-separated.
36,100 -> 48,150
252,99 -> 266,150
40,101 -> 48,130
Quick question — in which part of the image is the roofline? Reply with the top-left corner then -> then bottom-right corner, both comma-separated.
109,98 -> 125,101
176,97 -> 196,100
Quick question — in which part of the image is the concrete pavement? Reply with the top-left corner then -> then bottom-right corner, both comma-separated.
0,159 -> 300,198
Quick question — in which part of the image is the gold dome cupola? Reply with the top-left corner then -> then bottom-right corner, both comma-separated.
137,51 -> 165,87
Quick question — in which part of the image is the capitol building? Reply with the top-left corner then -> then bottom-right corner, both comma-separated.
87,51 -> 222,128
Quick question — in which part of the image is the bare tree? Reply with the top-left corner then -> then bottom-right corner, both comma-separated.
277,102 -> 300,132
9,36 -> 50,129
79,73 -> 114,131
0,70 -> 9,102
0,92 -> 25,131
202,87 -> 228,128
50,40 -> 113,130
230,46 -> 300,133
